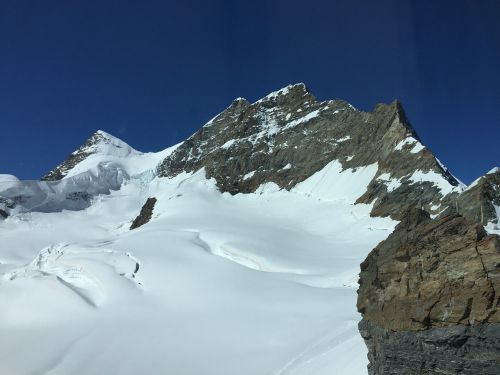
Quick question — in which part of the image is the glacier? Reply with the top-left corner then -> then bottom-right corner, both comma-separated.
0,134 -> 397,375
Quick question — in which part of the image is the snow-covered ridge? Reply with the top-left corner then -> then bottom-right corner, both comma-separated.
255,82 -> 308,103
373,168 -> 463,205
75,130 -> 141,158
42,130 -> 144,182
487,167 -> 500,175
0,137 -> 180,214
157,84 -> 469,225
7,83 -> 469,223
465,167 -> 499,191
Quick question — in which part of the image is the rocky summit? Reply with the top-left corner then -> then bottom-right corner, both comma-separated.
158,83 -> 462,220
357,207 -> 500,374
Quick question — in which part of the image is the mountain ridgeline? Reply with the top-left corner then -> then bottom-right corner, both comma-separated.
1,83 -> 499,374
157,83 -> 466,221
33,83 -> 498,226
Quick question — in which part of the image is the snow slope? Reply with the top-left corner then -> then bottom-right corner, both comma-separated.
0,144 -> 396,374
0,134 -> 179,214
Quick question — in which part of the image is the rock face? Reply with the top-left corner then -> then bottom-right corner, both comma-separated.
454,168 -> 500,226
158,83 -> 462,220
0,196 -> 15,218
357,208 -> 500,374
130,197 -> 157,230
359,320 -> 500,375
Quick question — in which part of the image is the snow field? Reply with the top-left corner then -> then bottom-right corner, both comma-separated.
0,162 -> 396,374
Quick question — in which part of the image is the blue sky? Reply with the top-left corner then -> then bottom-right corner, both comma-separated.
0,0 -> 498,183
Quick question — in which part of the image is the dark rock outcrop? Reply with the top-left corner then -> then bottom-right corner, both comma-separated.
357,208 -> 500,374
158,83 -> 461,220
0,196 -> 15,218
130,197 -> 157,230
359,319 -> 500,375
443,168 -> 500,225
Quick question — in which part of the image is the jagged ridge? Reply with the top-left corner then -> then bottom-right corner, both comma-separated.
158,83 -> 462,220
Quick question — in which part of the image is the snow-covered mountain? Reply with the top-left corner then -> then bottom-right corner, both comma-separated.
0,131 -> 177,215
0,84 -> 498,375
41,130 -> 142,181
158,83 -> 464,220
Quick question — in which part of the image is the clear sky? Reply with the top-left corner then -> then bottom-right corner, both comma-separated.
0,0 -> 498,183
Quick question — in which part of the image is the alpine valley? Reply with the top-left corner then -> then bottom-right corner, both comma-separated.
1,84 -> 499,375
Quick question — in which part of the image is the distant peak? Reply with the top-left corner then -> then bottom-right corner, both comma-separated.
89,129 -> 124,143
41,130 -> 139,181
94,129 -> 113,138
79,130 -> 139,156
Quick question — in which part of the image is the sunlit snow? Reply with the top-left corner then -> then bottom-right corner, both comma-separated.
0,141 -> 397,375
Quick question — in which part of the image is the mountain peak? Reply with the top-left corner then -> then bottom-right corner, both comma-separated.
373,99 -> 419,141
92,129 -> 117,141
42,130 -> 139,181
159,86 -> 462,219
255,83 -> 315,106
76,130 -> 138,156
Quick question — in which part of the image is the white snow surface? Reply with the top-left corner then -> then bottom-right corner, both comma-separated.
394,136 -> 425,154
256,83 -> 306,104
465,166 -> 499,191
220,139 -> 237,150
243,170 -> 256,180
485,204 -> 500,235
435,157 -> 466,189
0,141 -> 398,375
283,109 -> 322,130
466,175 -> 485,191
377,173 -> 402,192
407,169 -> 462,196
336,135 -> 351,143
0,174 -> 21,191
292,161 -> 378,203
65,131 -> 176,179
77,130 -> 141,157
487,167 -> 500,175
